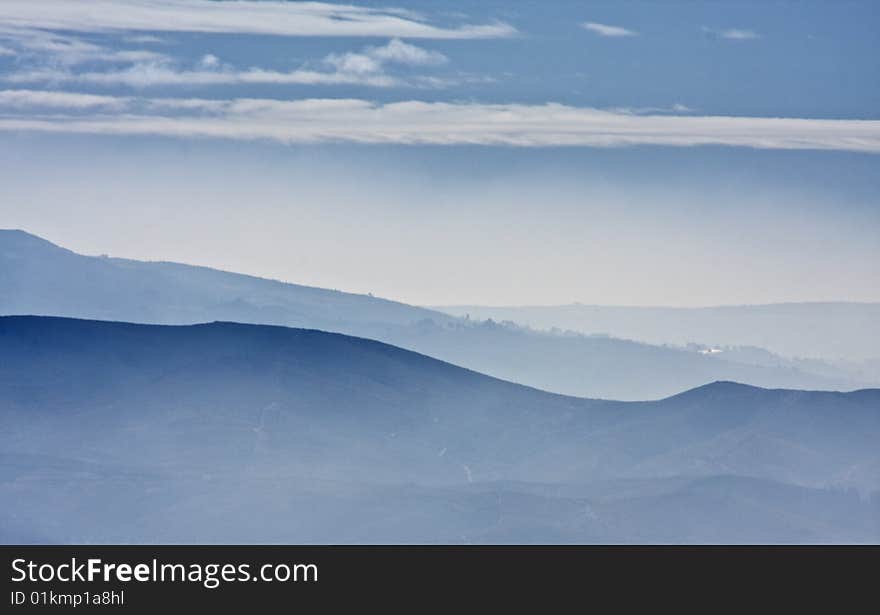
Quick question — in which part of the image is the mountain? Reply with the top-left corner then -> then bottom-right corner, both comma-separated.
434,302 -> 880,361
0,229 -> 871,400
2,316 -> 878,543
0,228 -> 447,330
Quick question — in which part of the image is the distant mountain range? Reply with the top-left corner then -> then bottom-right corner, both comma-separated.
2,316 -> 878,543
435,302 -> 880,361
1,229 -> 874,400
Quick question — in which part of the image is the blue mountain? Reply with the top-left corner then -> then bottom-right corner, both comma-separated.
2,316 -> 877,543
0,229 -> 869,400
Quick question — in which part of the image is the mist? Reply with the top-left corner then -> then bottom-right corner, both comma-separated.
1,135 -> 878,307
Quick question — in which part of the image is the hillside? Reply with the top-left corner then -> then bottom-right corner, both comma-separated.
0,229 -> 870,400
0,228 -> 446,330
435,302 -> 880,361
2,316 -> 878,543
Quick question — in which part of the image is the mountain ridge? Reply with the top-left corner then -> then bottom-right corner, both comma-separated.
2,315 -> 878,543
1,229 -> 874,400
7,314 -> 877,402
434,302 -> 880,361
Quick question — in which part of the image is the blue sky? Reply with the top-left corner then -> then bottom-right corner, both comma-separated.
0,1 -> 877,305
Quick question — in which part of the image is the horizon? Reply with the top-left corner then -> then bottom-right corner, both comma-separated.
4,227 -> 877,310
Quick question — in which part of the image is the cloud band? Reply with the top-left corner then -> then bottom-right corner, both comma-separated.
0,0 -> 516,39
1,90 -> 878,152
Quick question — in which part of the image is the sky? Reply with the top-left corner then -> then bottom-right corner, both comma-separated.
0,0 -> 877,306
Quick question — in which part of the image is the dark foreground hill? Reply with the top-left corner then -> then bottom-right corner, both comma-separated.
0,229 -> 869,400
1,316 -> 878,543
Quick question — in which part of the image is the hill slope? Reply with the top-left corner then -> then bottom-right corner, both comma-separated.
435,302 -> 880,361
2,316 -> 878,543
0,228 -> 445,330
0,230 -> 869,400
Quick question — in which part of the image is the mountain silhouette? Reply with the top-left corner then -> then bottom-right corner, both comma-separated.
436,302 -> 880,361
2,316 -> 877,543
0,229 -> 870,399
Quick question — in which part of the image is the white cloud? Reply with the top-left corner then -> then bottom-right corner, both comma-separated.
8,39 -> 450,89
611,104 -> 696,115
122,34 -> 165,44
324,52 -> 384,75
198,54 -> 220,69
581,22 -> 638,37
702,27 -> 760,41
323,38 -> 446,79
0,89 -> 128,109
1,91 -> 878,152
0,1 -> 516,39
367,39 -> 448,66
8,65 -> 400,88
0,27 -> 168,65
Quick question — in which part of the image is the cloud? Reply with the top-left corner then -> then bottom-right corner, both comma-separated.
8,39 -> 450,89
0,1 -> 516,39
322,38 -> 447,81
327,39 -> 446,74
581,22 -> 638,37
0,89 -> 128,109
0,27 -> 168,65
199,54 -> 220,69
1,91 -> 878,152
702,27 -> 760,41
324,52 -> 383,75
367,39 -> 448,66
611,104 -> 696,115
8,65 -> 400,88
122,34 -> 165,44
